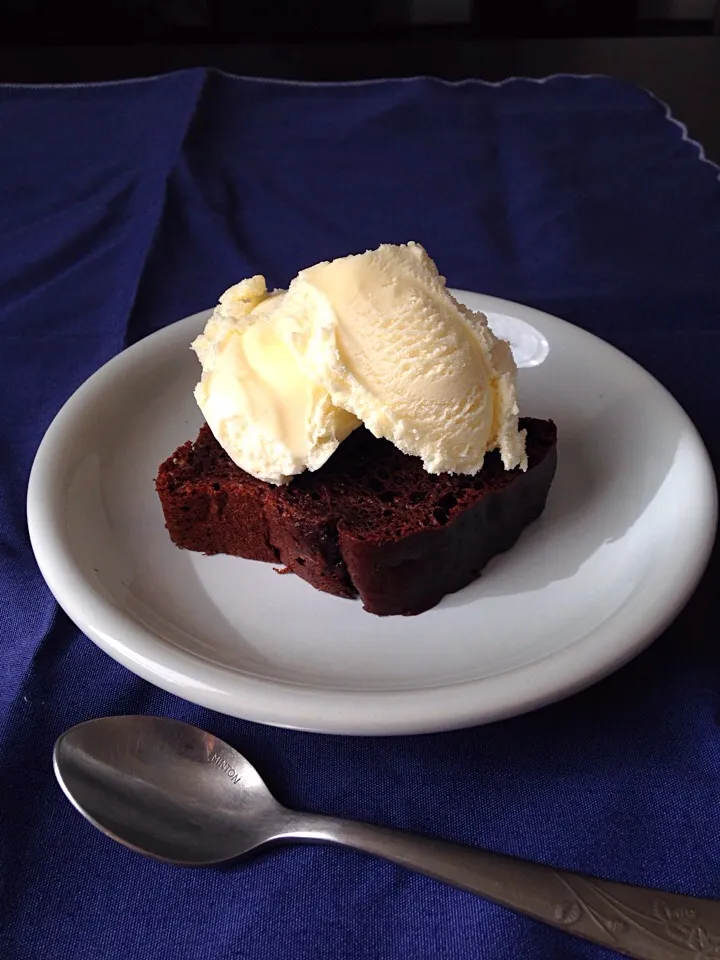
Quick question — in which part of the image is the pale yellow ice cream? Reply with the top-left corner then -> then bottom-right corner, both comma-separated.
192,242 -> 527,485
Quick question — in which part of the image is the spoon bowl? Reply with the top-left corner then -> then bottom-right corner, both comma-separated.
54,716 -> 285,864
54,715 -> 720,960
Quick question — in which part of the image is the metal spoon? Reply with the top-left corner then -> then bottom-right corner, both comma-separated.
54,716 -> 719,960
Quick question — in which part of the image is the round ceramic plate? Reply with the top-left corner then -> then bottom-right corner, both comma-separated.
27,292 -> 717,735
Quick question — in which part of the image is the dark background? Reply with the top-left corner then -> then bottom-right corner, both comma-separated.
0,0 -> 719,44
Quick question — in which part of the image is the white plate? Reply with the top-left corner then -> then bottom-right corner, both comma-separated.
27,293 -> 717,735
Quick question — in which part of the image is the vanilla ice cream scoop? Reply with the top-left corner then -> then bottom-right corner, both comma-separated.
192,277 -> 359,485
192,243 -> 527,484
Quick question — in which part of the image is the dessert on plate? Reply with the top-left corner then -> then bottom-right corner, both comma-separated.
156,242 -> 557,615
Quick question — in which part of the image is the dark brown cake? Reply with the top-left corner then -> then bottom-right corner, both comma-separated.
156,418 -> 556,615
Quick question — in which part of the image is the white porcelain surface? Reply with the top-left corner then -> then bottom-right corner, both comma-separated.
27,293 -> 717,735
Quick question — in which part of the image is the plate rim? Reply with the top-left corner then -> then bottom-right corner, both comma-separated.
27,293 -> 718,735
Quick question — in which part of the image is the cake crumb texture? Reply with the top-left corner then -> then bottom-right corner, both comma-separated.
156,418 -> 557,616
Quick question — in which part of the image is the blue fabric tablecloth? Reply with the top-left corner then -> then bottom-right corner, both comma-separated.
2,70 -> 720,960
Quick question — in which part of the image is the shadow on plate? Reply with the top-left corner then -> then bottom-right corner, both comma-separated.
444,393 -> 683,607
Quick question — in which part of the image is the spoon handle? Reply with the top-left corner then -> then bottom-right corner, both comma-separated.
287,815 -> 718,960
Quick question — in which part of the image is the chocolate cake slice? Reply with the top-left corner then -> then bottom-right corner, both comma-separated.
156,418 -> 557,616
